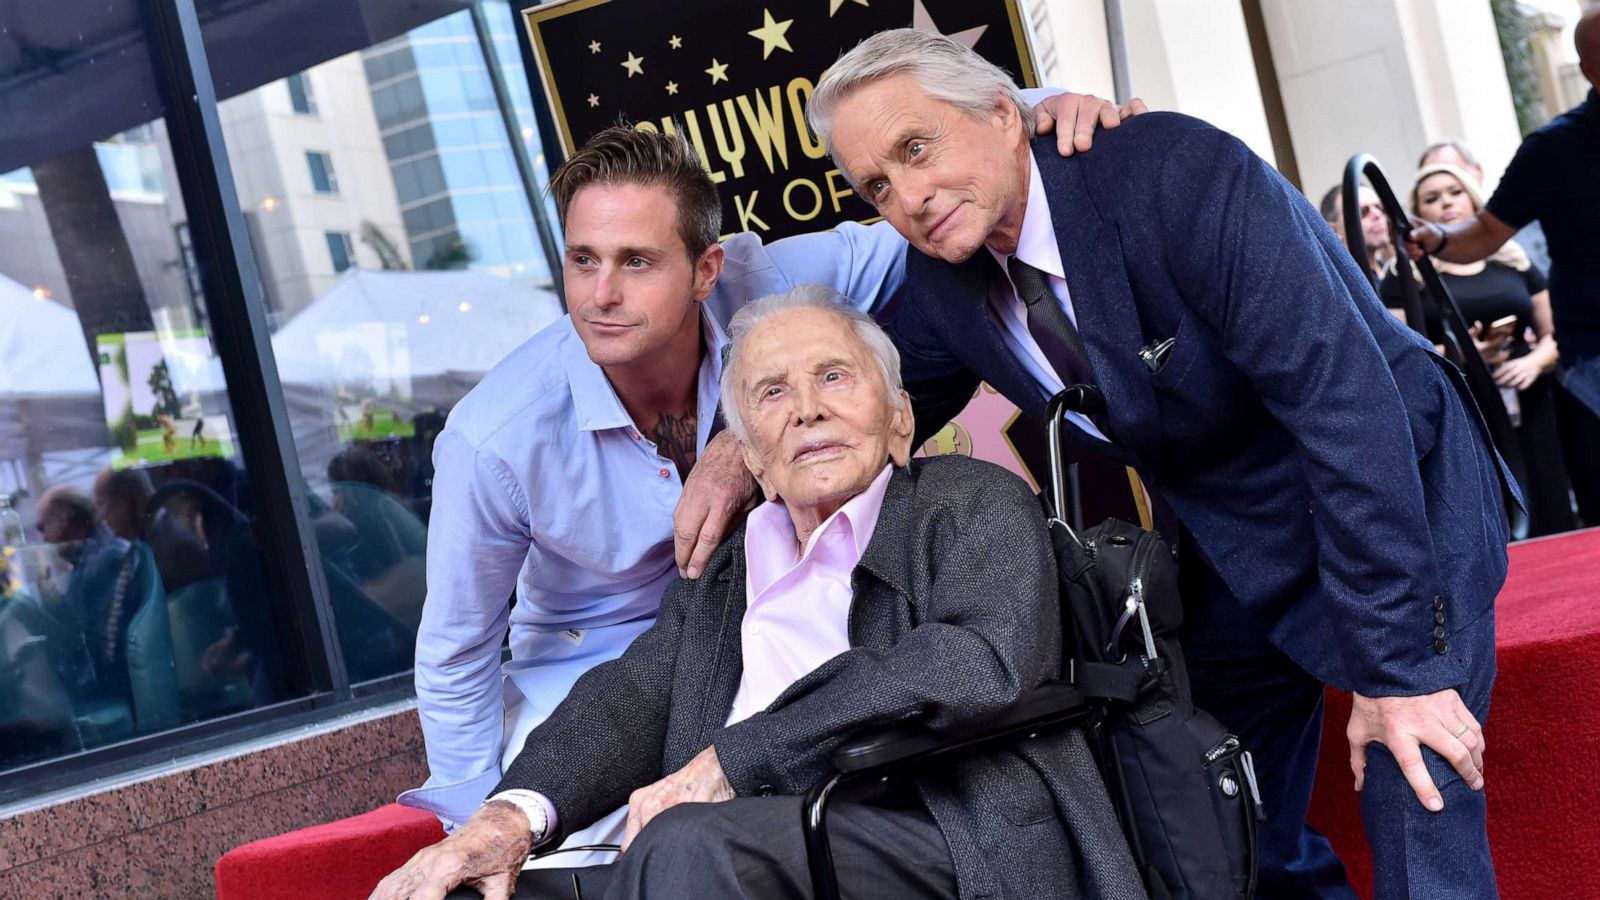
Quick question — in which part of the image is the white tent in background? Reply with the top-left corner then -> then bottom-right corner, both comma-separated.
0,274 -> 104,467
267,268 -> 563,488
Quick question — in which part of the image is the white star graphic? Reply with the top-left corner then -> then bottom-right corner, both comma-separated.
587,93 -> 600,107
910,0 -> 986,49
666,80 -> 680,95
705,58 -> 730,84
828,0 -> 869,15
588,40 -> 601,54
669,35 -> 683,49
620,51 -> 644,78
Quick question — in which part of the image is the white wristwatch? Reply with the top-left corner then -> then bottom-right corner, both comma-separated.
487,789 -> 550,843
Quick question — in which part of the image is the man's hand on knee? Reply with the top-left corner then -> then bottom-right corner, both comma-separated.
622,745 -> 734,852
674,430 -> 756,579
369,802 -> 532,900
1347,689 -> 1485,812
1031,91 -> 1150,156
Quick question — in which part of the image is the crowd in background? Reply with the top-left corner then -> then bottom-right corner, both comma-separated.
1318,139 -> 1596,539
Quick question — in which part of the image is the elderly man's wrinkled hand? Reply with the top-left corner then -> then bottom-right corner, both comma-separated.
622,745 -> 734,852
674,430 -> 757,579
369,802 -> 532,900
1348,688 -> 1485,813
1032,92 -> 1149,156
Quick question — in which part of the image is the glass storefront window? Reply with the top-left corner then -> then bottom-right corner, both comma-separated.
206,0 -> 563,684
0,4 -> 314,775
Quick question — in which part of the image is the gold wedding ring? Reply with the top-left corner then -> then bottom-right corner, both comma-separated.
1451,724 -> 1469,738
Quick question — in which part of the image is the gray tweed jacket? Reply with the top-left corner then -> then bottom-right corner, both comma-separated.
497,455 -> 1146,900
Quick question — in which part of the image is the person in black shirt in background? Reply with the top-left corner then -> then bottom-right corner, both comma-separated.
1384,164 -> 1576,536
1407,6 -> 1600,527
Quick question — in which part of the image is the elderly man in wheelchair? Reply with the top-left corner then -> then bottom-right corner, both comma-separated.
371,286 -> 1144,900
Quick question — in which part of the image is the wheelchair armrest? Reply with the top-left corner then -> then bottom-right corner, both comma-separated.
828,682 -> 1091,774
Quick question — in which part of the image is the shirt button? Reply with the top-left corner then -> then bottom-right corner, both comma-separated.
659,468 -> 670,478
631,430 -> 642,441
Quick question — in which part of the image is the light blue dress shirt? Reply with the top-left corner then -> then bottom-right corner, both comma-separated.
403,221 -> 907,827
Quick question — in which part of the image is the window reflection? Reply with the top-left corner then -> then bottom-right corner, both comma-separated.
0,126 -> 298,770
0,14 -> 300,768
211,0 -> 563,683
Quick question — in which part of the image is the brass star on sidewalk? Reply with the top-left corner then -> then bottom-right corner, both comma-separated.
668,34 -> 683,49
705,58 -> 730,84
828,0 -> 868,15
621,51 -> 645,77
910,0 -> 986,49
666,80 -> 680,95
747,9 -> 794,59
587,93 -> 600,107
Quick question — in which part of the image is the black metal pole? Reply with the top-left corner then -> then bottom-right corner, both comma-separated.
143,0 -> 349,696
472,0 -> 565,305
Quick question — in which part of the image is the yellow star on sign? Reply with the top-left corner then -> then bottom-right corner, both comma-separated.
828,0 -> 868,15
668,34 -> 683,49
620,51 -> 644,77
747,9 -> 794,59
666,80 -> 680,95
705,58 -> 730,84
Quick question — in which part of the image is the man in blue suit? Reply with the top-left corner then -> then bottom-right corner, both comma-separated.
810,29 -> 1510,899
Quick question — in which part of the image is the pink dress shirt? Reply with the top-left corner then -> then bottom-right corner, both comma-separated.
726,464 -> 895,725
497,464 -> 895,844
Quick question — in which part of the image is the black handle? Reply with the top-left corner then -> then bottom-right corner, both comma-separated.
1341,155 -> 1528,541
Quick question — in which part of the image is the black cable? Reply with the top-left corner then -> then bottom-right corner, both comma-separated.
528,843 -> 622,860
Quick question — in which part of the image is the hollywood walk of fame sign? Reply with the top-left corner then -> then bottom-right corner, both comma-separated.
519,0 -> 1038,242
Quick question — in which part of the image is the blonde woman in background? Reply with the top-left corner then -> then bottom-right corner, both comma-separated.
1381,163 -> 1577,536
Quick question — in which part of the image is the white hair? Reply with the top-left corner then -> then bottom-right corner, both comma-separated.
807,28 -> 1035,171
719,285 -> 905,442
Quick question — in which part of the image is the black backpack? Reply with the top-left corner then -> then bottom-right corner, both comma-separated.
1041,389 -> 1262,900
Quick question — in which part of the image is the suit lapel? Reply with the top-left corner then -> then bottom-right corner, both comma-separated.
1033,142 -> 1162,472
694,532 -> 749,750
911,248 -> 1053,422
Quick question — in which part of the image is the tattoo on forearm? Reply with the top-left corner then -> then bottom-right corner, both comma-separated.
652,411 -> 698,475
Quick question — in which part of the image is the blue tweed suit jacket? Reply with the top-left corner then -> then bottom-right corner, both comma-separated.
890,113 -> 1512,698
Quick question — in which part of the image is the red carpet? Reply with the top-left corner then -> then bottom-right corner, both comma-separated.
213,802 -> 442,900
215,530 -> 1600,899
1309,527 -> 1600,898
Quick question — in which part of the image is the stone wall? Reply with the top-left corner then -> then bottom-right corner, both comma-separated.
0,702 -> 426,898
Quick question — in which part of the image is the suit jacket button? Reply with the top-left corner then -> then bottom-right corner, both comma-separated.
1434,638 -> 1449,655
1433,596 -> 1445,611
758,784 -> 775,796
1432,624 -> 1447,640
1434,610 -> 1447,626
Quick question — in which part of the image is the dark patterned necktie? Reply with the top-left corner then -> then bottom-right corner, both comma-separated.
1007,256 -> 1095,387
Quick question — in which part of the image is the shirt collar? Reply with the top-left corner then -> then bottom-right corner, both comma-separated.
987,156 -> 1064,282
561,304 -> 728,433
744,463 -> 896,597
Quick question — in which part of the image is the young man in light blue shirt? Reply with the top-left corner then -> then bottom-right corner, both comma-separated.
400,91 -> 1140,854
